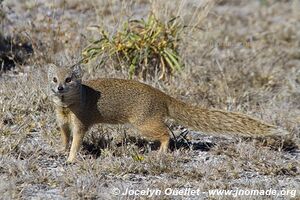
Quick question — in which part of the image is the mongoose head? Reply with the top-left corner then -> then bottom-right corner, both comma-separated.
48,64 -> 82,107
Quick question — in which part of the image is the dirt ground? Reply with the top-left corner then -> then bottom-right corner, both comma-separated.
0,0 -> 299,199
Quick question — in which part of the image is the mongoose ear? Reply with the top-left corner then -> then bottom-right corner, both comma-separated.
71,64 -> 83,79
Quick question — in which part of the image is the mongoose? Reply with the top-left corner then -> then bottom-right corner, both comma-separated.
48,64 -> 288,162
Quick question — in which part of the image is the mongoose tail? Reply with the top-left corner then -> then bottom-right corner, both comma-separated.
168,99 -> 289,137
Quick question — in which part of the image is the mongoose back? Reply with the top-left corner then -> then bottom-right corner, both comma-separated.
48,64 -> 288,162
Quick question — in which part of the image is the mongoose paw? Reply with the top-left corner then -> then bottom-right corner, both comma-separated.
64,161 -> 75,166
66,157 -> 76,164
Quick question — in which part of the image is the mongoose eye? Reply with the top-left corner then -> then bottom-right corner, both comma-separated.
65,77 -> 72,83
53,77 -> 57,83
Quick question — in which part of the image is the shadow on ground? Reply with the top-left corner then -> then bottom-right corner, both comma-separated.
0,33 -> 33,72
81,134 -> 216,159
81,134 -> 299,159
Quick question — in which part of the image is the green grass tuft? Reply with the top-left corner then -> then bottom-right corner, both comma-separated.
82,13 -> 184,80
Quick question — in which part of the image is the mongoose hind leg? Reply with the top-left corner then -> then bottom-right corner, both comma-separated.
133,117 -> 170,153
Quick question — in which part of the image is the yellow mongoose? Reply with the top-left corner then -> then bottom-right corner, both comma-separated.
48,64 -> 288,162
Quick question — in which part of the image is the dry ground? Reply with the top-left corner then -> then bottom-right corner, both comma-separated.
0,0 -> 299,199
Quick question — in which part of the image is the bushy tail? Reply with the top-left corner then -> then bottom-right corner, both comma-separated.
167,98 -> 288,137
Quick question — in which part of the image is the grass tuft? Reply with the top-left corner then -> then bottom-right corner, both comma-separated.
82,13 -> 184,80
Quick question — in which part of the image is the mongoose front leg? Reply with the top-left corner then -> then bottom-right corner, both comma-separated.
59,124 -> 71,152
67,118 -> 86,163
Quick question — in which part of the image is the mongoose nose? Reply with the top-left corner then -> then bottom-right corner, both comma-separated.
58,86 -> 64,91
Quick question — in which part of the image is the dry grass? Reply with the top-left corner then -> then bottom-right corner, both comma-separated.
0,0 -> 299,199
